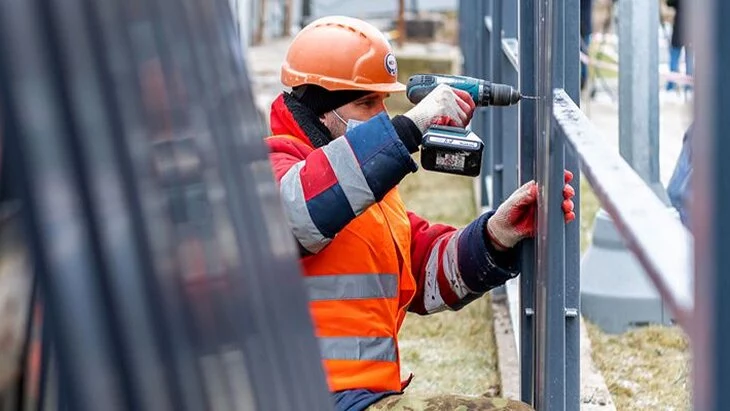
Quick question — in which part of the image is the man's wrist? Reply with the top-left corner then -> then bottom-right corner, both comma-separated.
485,219 -> 514,251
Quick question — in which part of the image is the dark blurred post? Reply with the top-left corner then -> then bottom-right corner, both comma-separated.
283,0 -> 292,37
692,0 -> 730,409
398,0 -> 406,47
301,0 -> 312,28
255,0 -> 267,45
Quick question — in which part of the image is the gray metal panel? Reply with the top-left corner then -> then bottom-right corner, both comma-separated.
518,0 -> 537,403
0,0 -> 333,409
691,0 -> 730,409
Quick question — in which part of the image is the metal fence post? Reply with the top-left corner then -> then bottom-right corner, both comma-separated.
501,0 -> 519,200
618,0 -> 662,195
478,0 -> 493,210
490,0 -> 503,206
563,0 -> 581,409
518,0 -> 537,403
535,0 -> 568,408
692,0 -> 730,409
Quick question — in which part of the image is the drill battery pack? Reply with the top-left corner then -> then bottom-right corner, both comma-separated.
420,125 -> 484,177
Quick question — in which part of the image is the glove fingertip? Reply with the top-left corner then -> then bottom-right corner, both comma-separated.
562,199 -> 574,213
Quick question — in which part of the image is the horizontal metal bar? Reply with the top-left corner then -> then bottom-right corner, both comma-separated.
501,38 -> 519,71
553,89 -> 694,326
485,16 -> 492,33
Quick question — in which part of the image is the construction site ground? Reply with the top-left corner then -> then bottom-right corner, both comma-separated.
246,5 -> 693,406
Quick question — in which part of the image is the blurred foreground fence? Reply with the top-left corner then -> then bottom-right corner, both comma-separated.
0,0 -> 332,409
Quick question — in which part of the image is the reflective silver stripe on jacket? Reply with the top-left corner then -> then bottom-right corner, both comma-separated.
279,161 -> 330,253
318,336 -> 397,362
322,137 -> 376,215
304,273 -> 398,301
277,138 -> 378,254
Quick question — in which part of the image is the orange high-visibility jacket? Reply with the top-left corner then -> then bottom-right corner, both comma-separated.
265,93 -> 519,393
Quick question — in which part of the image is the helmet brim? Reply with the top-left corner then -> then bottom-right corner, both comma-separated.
282,67 -> 406,94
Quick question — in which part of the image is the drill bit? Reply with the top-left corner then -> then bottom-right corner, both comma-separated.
520,95 -> 539,100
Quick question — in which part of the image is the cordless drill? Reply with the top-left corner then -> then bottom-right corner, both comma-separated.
406,74 -> 530,177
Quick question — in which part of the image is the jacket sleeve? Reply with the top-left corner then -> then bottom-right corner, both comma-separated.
407,211 -> 520,314
269,112 -> 418,255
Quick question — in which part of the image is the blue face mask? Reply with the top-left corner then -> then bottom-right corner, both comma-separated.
333,110 -> 364,133
346,119 -> 364,132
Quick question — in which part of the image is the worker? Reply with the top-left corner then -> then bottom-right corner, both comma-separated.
667,123 -> 694,227
265,16 -> 575,411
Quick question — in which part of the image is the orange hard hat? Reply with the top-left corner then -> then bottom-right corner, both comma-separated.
281,16 -> 406,93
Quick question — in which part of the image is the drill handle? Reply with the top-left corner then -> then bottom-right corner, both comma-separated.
406,74 -> 483,105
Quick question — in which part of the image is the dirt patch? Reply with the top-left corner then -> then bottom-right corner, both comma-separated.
397,157 -> 501,396
580,179 -> 691,410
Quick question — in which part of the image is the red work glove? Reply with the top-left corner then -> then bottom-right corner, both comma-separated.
486,170 -> 576,250
403,84 -> 476,133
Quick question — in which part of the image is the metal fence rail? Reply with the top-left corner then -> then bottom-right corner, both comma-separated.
459,0 -> 696,409
553,90 -> 694,324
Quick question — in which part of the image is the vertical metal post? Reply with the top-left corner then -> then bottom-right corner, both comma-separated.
397,0 -> 406,47
535,0 -> 567,408
518,0 -> 536,403
618,0 -> 661,192
563,0 -> 581,409
691,0 -> 729,409
478,0 -> 493,209
503,0 -> 517,38
301,0 -> 311,26
490,0 -> 504,205
501,0 -> 519,199
459,0 -> 472,76
458,0 -> 465,74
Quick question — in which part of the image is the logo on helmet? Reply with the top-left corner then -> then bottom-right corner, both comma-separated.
384,53 -> 398,77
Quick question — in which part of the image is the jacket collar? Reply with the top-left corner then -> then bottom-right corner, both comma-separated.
269,93 -> 334,149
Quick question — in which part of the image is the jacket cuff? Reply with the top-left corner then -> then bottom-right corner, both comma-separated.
456,211 -> 520,293
391,115 -> 422,154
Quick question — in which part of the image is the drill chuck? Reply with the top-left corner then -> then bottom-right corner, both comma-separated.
488,83 -> 522,106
